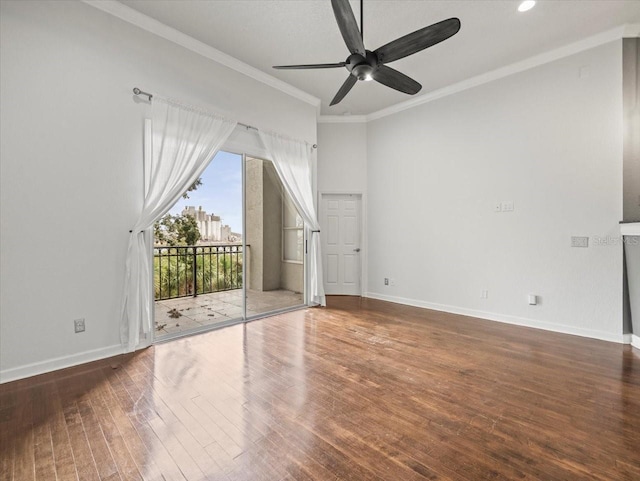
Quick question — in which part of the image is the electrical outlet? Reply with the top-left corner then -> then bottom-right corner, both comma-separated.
571,236 -> 589,248
494,202 -> 502,212
384,278 -> 389,286
74,318 -> 85,333
481,290 -> 488,299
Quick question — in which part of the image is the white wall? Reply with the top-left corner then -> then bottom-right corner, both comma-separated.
366,41 -> 625,341
317,122 -> 368,194
0,0 -> 317,381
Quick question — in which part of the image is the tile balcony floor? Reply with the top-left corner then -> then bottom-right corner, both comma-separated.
154,288 -> 304,337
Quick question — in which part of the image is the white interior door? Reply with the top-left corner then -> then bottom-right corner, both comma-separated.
321,194 -> 362,296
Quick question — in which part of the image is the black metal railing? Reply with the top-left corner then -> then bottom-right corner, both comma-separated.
154,244 -> 243,301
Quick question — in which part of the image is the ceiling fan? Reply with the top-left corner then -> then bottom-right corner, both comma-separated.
273,0 -> 461,106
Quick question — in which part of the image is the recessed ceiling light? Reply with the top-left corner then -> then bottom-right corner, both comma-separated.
518,0 -> 536,12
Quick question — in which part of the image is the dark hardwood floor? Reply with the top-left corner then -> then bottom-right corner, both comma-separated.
1,296 -> 639,480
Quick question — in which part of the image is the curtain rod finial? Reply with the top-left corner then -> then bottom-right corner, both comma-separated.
133,87 -> 152,101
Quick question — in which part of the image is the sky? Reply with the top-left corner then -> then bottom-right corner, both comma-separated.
169,151 -> 243,234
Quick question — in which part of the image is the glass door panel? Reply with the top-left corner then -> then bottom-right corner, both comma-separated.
244,156 -> 305,318
153,151 -> 243,340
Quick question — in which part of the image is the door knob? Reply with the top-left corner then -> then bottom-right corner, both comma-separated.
353,248 -> 361,252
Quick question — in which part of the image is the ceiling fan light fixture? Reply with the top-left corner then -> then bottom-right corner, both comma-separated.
518,1 -> 536,12
352,63 -> 374,81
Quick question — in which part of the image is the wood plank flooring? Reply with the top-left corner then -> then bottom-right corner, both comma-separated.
1,296 -> 639,480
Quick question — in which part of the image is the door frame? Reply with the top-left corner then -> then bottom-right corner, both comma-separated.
319,191 -> 366,297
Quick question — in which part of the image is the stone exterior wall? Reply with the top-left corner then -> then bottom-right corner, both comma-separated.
245,157 -> 303,294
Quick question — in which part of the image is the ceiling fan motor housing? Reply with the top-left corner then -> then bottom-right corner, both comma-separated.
346,51 -> 379,80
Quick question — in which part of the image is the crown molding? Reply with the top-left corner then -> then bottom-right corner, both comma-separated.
318,115 -> 368,124
367,25 -> 632,122
79,2 -> 636,123
82,0 -> 321,109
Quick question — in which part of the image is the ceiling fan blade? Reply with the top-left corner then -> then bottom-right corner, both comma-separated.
372,65 -> 422,95
331,0 -> 365,56
374,18 -> 461,64
273,62 -> 346,70
330,75 -> 358,106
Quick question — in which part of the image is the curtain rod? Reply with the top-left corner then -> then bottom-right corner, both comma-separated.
133,87 -> 317,148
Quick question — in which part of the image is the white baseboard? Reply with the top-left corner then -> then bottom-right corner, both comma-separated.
632,334 -> 640,350
364,292 -> 628,344
0,344 -> 124,384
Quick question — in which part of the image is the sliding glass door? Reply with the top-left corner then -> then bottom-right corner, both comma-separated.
153,151 -> 305,341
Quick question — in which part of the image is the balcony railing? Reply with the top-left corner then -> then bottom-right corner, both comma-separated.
154,244 -> 243,301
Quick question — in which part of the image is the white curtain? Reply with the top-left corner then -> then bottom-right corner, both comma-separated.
259,131 -> 326,306
121,98 -> 237,352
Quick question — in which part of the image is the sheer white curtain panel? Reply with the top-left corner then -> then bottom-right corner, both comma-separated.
121,98 -> 237,352
258,131 -> 326,306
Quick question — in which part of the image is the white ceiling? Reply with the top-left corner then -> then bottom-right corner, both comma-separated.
119,0 -> 640,116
